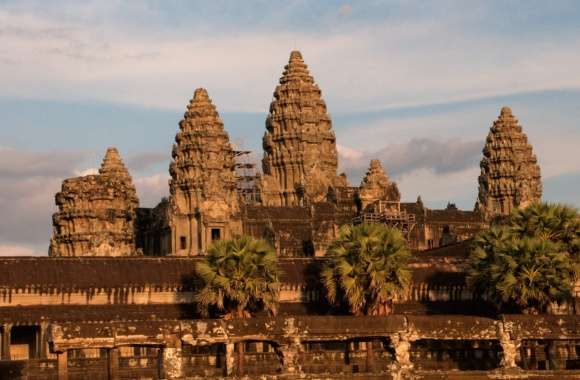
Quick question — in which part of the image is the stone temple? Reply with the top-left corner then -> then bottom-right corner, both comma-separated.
1,51 -> 575,380
476,106 -> 542,219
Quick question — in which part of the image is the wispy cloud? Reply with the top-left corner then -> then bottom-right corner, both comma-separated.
134,172 -> 170,207
338,138 -> 482,186
0,147 -> 170,253
0,244 -> 45,256
0,2 -> 579,112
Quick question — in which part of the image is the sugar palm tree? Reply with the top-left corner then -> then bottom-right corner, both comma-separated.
194,236 -> 280,375
510,202 -> 580,257
468,202 -> 579,314
322,223 -> 411,370
194,235 -> 280,319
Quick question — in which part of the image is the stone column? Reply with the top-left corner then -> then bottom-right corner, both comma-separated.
498,323 -> 520,370
39,322 -> 49,359
389,332 -> 412,380
162,341 -> 183,380
277,340 -> 303,374
57,350 -> 68,380
225,342 -> 235,376
108,347 -> 119,380
1,324 -> 11,360
391,333 -> 412,368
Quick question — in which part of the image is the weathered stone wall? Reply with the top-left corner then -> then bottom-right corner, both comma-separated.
38,315 -> 580,379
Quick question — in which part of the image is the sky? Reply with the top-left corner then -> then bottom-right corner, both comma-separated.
0,0 -> 579,256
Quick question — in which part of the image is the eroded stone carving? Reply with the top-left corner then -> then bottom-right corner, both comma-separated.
50,147 -> 139,256
261,50 -> 342,206
476,107 -> 542,219
168,88 -> 241,255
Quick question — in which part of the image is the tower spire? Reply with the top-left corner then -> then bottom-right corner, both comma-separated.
168,88 -> 240,255
261,50 -> 340,206
476,106 -> 542,219
99,147 -> 131,180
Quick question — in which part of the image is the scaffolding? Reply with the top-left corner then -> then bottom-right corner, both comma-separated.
234,149 -> 261,204
352,200 -> 417,239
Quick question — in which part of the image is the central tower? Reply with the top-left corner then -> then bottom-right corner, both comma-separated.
261,51 -> 340,206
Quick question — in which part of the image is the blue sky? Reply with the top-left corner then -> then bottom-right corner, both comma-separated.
0,0 -> 579,255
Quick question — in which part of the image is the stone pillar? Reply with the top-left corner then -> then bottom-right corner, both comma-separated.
498,323 -> 520,370
225,342 -> 236,376
277,340 -> 303,374
389,332 -> 412,380
39,322 -> 49,359
108,347 -> 119,380
162,341 -> 183,380
57,350 -> 68,380
1,324 -> 11,360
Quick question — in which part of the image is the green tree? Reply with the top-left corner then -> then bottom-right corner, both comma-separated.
194,236 -> 280,375
510,202 -> 580,257
468,202 -> 580,314
194,235 -> 280,318
321,223 -> 412,370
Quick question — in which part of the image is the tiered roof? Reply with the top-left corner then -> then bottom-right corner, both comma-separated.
169,88 -> 237,206
261,51 -> 338,206
477,107 -> 542,218
50,147 -> 139,256
358,159 -> 400,210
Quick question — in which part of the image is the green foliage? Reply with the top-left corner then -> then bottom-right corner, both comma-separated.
510,202 -> 580,257
194,236 -> 280,319
468,202 -> 580,313
321,223 -> 412,316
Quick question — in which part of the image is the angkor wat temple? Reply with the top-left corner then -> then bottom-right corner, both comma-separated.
2,51 -> 576,380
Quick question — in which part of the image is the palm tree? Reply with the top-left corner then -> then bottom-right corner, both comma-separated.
510,202 -> 580,257
468,202 -> 579,314
194,235 -> 280,375
322,223 -> 411,370
195,235 -> 280,318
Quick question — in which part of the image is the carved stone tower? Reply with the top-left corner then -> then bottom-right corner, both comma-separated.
476,107 -> 542,219
358,159 -> 401,211
50,147 -> 139,256
169,88 -> 241,255
261,50 -> 340,206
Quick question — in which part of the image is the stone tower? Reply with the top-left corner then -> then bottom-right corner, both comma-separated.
50,147 -> 139,256
169,88 -> 241,255
476,107 -> 542,219
261,50 -> 341,206
358,159 -> 401,211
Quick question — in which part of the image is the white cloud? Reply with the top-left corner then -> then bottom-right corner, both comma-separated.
0,5 -> 579,113
0,244 -> 45,256
134,172 -> 170,207
75,167 -> 98,176
337,144 -> 363,161
396,167 -> 480,209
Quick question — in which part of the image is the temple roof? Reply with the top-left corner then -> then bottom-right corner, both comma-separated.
261,51 -> 338,206
477,106 -> 542,218
0,250 -> 468,288
99,147 -> 132,180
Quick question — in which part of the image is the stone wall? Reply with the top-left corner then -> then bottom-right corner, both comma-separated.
32,315 -> 580,379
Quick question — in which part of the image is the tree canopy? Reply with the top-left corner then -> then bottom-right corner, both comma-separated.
467,202 -> 580,314
194,235 -> 280,319
321,223 -> 411,316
